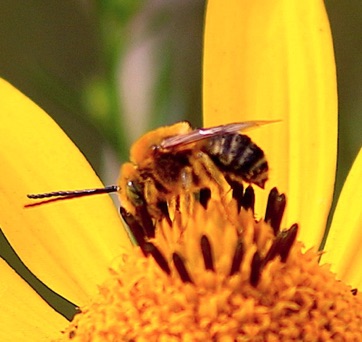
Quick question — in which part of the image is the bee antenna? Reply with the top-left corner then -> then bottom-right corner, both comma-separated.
27,185 -> 119,200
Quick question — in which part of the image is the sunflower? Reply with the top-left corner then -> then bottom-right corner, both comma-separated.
0,0 -> 361,341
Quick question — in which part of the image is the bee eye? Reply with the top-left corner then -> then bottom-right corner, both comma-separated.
126,180 -> 145,206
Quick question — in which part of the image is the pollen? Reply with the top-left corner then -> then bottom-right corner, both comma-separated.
61,187 -> 362,341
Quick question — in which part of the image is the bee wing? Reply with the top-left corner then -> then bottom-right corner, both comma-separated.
160,120 -> 278,149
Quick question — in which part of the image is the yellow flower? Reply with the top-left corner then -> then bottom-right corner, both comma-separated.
0,0 -> 361,341
0,79 -> 131,340
203,0 -> 362,288
63,191 -> 362,341
203,0 -> 337,250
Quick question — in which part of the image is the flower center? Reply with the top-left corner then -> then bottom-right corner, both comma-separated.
60,184 -> 362,341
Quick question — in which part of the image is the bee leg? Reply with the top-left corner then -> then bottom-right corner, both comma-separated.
194,152 -> 232,199
120,207 -> 148,254
156,200 -> 172,226
123,179 -> 156,239
179,167 -> 196,215
134,202 -> 155,239
225,176 -> 244,212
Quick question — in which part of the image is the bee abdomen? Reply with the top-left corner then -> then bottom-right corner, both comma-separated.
202,134 -> 268,188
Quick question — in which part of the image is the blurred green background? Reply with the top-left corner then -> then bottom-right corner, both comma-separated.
0,0 -> 361,318
0,0 -> 204,170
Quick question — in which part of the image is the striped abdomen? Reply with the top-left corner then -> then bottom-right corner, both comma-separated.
202,133 -> 268,188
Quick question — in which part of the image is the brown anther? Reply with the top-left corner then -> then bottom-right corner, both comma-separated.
226,177 -> 244,212
156,201 -> 172,226
199,188 -> 212,209
262,223 -> 298,266
143,242 -> 171,275
278,224 -> 298,262
200,235 -> 214,271
135,203 -> 155,239
229,239 -> 244,276
242,185 -> 255,212
264,187 -> 286,235
250,251 -> 262,287
262,238 -> 279,267
172,252 -> 193,284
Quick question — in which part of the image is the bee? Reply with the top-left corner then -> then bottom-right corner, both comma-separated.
28,121 -> 272,239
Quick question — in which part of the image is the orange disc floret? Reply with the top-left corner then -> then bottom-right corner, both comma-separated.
61,187 -> 362,341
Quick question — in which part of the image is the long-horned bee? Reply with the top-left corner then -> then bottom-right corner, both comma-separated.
28,121 -> 272,239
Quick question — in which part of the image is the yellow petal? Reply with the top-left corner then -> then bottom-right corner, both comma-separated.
0,79 -> 131,305
321,148 -> 362,288
0,259 -> 67,341
203,0 -> 337,249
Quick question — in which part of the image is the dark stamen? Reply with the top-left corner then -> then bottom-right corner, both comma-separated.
265,187 -> 286,235
175,195 -> 181,211
226,177 -> 244,212
120,207 -> 147,255
157,201 -> 172,226
200,235 -> 214,271
143,242 -> 171,275
352,288 -> 358,296
250,251 -> 262,287
262,224 -> 298,266
172,252 -> 193,283
135,203 -> 155,239
229,239 -> 244,276
199,188 -> 212,209
262,238 -> 279,267
242,185 -> 255,212
278,224 -> 298,262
